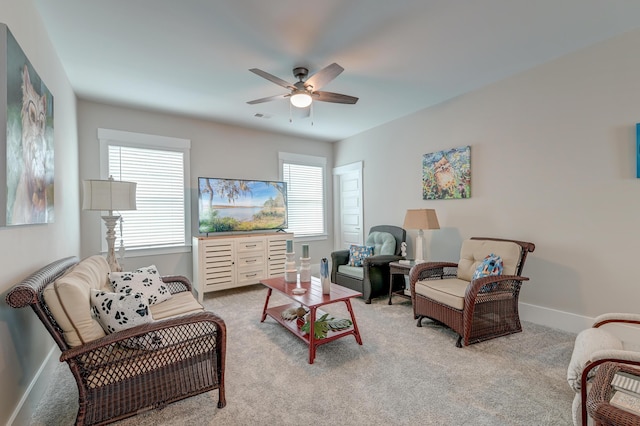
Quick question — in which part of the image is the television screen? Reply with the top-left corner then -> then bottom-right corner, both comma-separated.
198,177 -> 287,233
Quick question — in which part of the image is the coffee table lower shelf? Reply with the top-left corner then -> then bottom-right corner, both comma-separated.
260,276 -> 363,364
264,303 -> 358,345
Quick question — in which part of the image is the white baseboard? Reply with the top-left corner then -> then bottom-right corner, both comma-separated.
519,302 -> 592,335
9,346 -> 58,426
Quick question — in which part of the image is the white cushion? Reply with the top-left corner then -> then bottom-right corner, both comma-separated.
43,255 -> 110,347
109,269 -> 172,305
90,290 -> 153,334
150,291 -> 204,319
458,240 -> 522,281
566,327 -> 623,393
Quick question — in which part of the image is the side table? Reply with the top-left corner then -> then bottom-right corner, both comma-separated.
586,361 -> 640,426
388,261 -> 414,305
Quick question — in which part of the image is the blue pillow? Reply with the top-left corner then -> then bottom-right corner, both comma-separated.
348,244 -> 375,267
473,253 -> 503,292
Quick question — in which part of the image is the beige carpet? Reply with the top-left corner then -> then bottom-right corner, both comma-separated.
31,284 -> 576,425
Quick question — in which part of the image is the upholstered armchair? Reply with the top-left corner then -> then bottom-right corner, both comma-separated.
567,313 -> 640,425
331,225 -> 406,304
409,237 -> 535,347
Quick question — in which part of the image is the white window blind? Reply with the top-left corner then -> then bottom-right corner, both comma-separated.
280,153 -> 326,237
99,128 -> 190,254
108,146 -> 185,248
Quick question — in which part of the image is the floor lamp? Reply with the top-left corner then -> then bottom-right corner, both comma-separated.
403,209 -> 440,263
82,177 -> 137,272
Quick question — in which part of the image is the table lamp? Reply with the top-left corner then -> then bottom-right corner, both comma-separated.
82,176 -> 137,272
403,209 -> 440,262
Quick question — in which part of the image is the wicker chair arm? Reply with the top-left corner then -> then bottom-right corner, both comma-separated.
593,313 -> 640,328
409,262 -> 458,284
579,355 -> 640,425
466,275 -> 530,297
161,275 -> 194,294
60,310 -> 226,362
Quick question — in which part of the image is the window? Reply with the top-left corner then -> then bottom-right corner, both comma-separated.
279,152 -> 327,238
98,128 -> 191,255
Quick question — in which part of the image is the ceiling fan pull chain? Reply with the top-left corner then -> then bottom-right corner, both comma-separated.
311,103 -> 314,126
289,101 -> 293,123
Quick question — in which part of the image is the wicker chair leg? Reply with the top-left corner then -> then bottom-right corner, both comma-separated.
456,336 -> 463,348
416,315 -> 424,327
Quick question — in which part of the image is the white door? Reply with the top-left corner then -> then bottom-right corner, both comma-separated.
333,162 -> 363,250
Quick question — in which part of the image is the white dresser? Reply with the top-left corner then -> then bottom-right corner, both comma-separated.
192,233 -> 293,301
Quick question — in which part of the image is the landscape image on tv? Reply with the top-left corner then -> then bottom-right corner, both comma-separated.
198,177 -> 287,233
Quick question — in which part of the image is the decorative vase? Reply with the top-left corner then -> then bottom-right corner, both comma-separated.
299,257 -> 311,282
284,251 -> 297,282
320,257 -> 330,295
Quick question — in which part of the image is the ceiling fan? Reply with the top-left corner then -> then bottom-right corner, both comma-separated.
247,63 -> 358,109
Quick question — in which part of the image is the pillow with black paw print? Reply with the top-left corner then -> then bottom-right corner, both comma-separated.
90,289 -> 152,334
109,266 -> 172,305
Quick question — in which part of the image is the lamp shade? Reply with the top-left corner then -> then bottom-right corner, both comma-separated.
82,178 -> 137,212
403,209 -> 440,230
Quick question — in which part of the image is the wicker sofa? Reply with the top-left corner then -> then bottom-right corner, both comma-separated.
6,255 -> 226,425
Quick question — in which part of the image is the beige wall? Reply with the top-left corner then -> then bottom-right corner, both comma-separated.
0,0 -> 79,424
77,100 -> 335,278
5,1 -> 640,421
335,29 -> 640,329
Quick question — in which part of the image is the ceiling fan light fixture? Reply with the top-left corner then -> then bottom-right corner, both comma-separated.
290,91 -> 312,108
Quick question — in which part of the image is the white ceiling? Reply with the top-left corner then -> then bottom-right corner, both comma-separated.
33,0 -> 640,142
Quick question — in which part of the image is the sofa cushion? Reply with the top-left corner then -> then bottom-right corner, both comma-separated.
348,244 -> 374,267
414,278 -> 468,311
90,289 -> 152,334
109,269 -> 172,305
458,240 -> 522,282
365,231 -> 396,256
567,327 -> 624,392
150,291 -> 204,319
337,265 -> 365,280
43,255 -> 110,347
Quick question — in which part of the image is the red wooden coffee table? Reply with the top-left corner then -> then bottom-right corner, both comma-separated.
260,276 -> 363,364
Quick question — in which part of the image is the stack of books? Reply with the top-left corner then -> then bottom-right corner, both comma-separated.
610,370 -> 640,415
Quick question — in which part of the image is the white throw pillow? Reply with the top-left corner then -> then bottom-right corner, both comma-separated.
90,290 -> 152,334
109,268 -> 172,305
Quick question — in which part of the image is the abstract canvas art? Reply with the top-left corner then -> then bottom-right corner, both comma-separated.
1,23 -> 54,226
422,146 -> 471,200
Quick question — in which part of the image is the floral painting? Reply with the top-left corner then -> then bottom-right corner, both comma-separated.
422,146 -> 470,200
2,24 -> 55,226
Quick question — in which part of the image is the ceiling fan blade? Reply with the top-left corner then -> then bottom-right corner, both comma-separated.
249,68 -> 295,90
304,63 -> 344,91
246,94 -> 289,105
313,91 -> 358,104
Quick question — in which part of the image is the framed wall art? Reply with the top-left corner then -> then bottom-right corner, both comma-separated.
422,145 -> 471,200
1,23 -> 54,226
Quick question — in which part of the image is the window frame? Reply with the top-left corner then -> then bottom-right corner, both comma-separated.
278,152 -> 328,241
98,128 -> 191,257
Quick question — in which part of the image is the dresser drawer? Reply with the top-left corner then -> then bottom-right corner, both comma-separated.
236,267 -> 265,285
236,239 -> 265,253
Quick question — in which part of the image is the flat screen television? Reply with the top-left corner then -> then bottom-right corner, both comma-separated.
198,177 -> 287,234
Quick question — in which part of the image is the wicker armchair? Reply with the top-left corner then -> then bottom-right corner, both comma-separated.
409,237 -> 535,347
6,256 -> 226,425
567,313 -> 640,425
